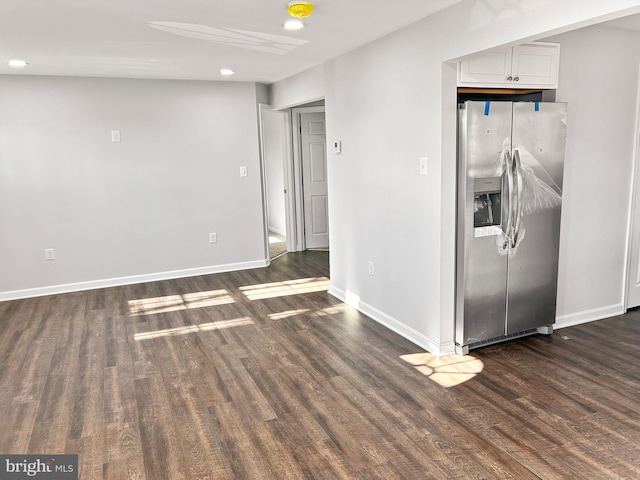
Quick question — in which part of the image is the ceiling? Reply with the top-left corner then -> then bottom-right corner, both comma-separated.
0,0 -> 466,84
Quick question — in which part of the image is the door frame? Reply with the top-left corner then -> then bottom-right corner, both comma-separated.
258,103 -> 297,260
291,105 -> 326,251
623,65 -> 640,309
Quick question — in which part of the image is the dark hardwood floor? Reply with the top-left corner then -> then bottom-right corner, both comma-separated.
1,250 -> 640,479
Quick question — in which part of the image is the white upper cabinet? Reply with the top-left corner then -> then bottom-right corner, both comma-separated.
458,42 -> 560,89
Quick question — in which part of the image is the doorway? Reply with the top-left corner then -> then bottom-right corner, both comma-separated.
259,104 -> 294,260
625,86 -> 640,309
259,103 -> 329,262
292,106 -> 329,251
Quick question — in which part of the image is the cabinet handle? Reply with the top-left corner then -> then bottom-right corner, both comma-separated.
507,76 -> 513,81
514,76 -> 520,82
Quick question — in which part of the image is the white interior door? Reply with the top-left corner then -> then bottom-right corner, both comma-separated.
300,111 -> 329,249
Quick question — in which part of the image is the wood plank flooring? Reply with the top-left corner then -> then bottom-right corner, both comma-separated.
1,250 -> 640,479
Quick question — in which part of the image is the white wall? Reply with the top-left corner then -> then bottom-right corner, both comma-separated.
261,109 -> 288,236
271,65 -> 325,111
272,0 -> 640,354
0,76 -> 267,298
547,25 -> 640,326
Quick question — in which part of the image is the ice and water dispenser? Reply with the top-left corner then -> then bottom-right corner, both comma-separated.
473,177 -> 502,229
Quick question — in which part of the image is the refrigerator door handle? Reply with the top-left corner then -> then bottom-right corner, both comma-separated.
513,149 -> 524,246
503,149 -> 515,246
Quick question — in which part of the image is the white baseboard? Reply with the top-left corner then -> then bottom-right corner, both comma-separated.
327,286 -> 453,356
0,259 -> 268,302
326,287 -> 626,355
554,303 -> 625,329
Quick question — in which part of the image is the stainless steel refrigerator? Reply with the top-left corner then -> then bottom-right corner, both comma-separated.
455,100 -> 567,355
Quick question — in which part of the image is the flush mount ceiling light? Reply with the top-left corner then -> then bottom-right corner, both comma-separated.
8,59 -> 28,68
220,68 -> 235,76
284,19 -> 305,30
287,1 -> 314,18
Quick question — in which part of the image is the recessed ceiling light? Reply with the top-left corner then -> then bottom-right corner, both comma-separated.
220,68 -> 235,76
8,59 -> 28,68
284,19 -> 305,30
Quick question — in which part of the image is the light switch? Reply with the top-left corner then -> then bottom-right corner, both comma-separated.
419,157 -> 428,176
239,166 -> 248,177
111,130 -> 121,143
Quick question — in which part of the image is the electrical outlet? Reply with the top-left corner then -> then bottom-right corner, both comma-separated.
209,233 -> 217,244
368,261 -> 374,276
44,248 -> 56,261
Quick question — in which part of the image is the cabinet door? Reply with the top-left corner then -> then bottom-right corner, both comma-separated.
511,43 -> 559,88
458,47 -> 512,86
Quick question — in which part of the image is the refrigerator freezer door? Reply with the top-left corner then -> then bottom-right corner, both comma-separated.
456,101 -> 512,347
506,102 -> 567,334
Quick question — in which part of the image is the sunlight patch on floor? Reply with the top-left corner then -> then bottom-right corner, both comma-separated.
134,317 -> 254,340
128,289 -> 234,316
267,303 -> 350,321
240,277 -> 329,301
269,309 -> 310,320
400,352 -> 484,388
315,304 -> 350,316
